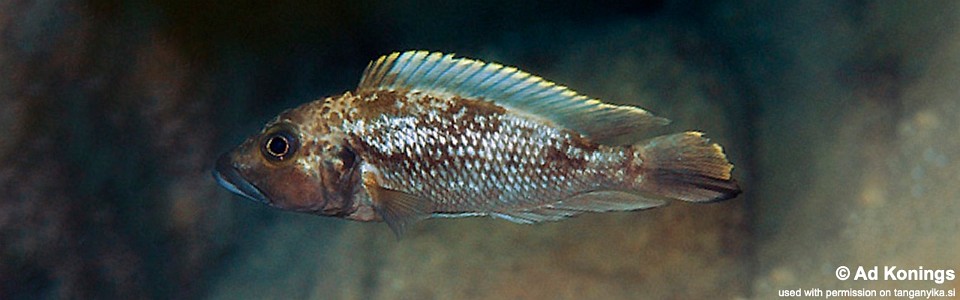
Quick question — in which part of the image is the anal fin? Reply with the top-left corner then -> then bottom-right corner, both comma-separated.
554,190 -> 667,212
495,190 -> 666,224
493,209 -> 576,224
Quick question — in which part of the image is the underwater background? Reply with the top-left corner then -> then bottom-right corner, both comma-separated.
2,0 -> 959,298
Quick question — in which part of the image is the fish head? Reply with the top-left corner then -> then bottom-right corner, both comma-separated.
214,101 -> 362,217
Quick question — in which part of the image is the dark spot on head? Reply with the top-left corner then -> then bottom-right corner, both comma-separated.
338,146 -> 356,170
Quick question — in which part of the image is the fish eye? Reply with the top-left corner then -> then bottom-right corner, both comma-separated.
261,130 -> 299,161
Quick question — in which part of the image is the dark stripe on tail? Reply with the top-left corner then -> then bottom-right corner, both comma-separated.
635,132 -> 741,202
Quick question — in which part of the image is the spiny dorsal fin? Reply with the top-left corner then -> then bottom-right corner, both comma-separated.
357,51 -> 670,145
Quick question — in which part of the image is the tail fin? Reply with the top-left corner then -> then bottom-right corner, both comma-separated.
634,132 -> 741,202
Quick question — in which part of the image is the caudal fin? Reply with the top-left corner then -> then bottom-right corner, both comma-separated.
635,132 -> 741,202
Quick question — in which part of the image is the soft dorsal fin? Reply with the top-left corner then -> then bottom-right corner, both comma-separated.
357,51 -> 670,144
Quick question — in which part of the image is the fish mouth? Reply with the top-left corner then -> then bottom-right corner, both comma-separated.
213,154 -> 269,204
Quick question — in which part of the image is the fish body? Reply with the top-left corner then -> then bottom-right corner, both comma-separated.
214,51 -> 741,236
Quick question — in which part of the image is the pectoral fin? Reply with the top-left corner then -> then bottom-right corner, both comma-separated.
363,175 -> 430,238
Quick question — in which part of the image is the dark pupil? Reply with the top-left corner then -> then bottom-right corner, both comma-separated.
267,135 -> 289,157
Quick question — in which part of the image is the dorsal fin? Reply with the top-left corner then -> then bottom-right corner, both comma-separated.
357,51 -> 670,144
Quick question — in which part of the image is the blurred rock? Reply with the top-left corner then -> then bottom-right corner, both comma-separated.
727,1 -> 960,296
0,0 -> 247,298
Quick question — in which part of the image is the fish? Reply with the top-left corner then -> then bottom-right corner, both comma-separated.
213,50 -> 741,237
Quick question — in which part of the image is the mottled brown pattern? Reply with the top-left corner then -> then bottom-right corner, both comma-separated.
350,90 -> 509,126
345,90 -> 515,185
341,90 -> 621,214
286,98 -> 342,135
565,129 -> 601,151
620,146 -> 642,183
352,89 -> 408,120
319,146 -> 362,217
346,134 -> 405,170
545,146 -> 588,170
446,96 -> 508,117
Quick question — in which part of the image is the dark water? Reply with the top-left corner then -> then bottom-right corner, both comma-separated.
2,1 -> 958,299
